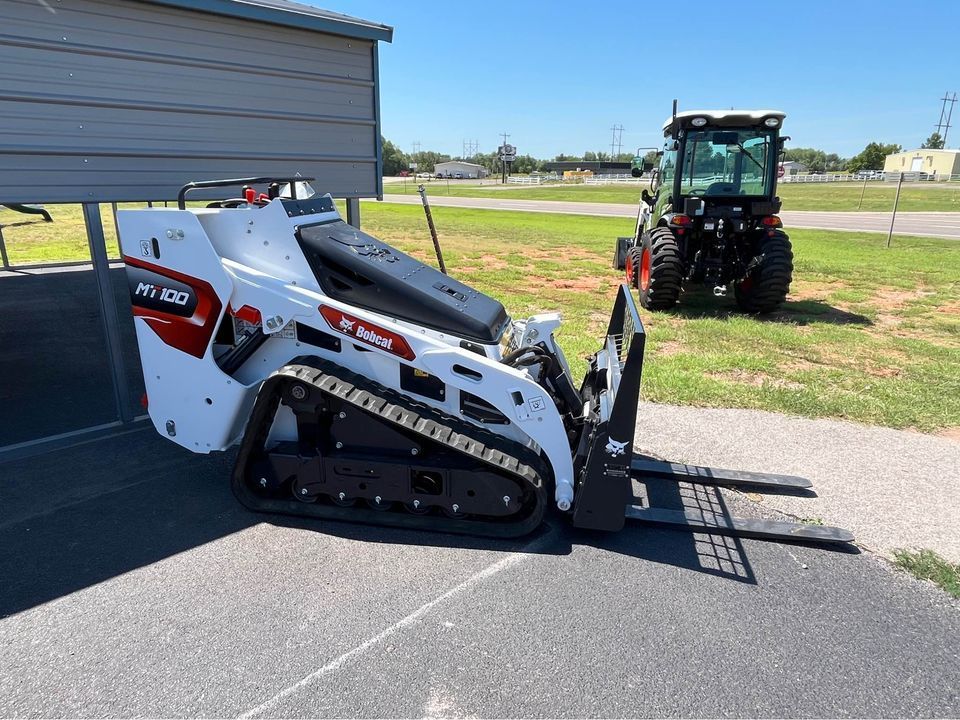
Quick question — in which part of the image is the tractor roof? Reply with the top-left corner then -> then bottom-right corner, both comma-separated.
663,110 -> 786,136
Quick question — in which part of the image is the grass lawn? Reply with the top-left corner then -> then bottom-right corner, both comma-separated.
3,201 -> 958,431
386,181 -> 960,213
359,204 -> 960,432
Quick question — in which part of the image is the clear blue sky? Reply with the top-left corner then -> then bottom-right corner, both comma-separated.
317,0 -> 959,159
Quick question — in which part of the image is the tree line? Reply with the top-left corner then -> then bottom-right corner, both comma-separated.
381,134 -> 945,176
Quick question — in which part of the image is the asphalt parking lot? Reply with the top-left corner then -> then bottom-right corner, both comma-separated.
2,426 -> 958,718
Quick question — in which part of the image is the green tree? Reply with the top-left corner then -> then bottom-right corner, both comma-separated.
583,151 -> 598,161
921,132 -> 945,149
846,142 -> 901,173
510,154 -> 541,174
381,137 -> 408,176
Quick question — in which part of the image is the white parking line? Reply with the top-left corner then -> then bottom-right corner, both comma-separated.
236,529 -> 556,718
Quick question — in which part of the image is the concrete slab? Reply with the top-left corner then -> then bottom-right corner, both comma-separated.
634,402 -> 960,564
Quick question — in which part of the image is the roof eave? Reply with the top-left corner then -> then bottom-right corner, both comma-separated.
142,0 -> 394,42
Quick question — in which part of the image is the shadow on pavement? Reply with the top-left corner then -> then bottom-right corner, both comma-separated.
2,429 -> 861,617
0,429 -> 254,618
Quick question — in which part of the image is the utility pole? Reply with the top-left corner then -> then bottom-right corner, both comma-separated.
412,141 -> 422,155
935,92 -> 957,146
499,132 -> 510,184
610,124 -> 624,160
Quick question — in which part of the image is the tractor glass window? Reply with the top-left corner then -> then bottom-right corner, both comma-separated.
680,129 -> 773,196
659,149 -> 678,186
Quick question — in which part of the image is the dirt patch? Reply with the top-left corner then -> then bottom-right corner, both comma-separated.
526,247 -> 596,261
707,369 -> 804,391
935,427 -> 960,443
528,275 -> 604,292
934,300 -> 960,316
653,340 -> 685,357
464,254 -> 508,271
778,357 -> 818,372
874,287 -> 936,307
787,280 -> 841,302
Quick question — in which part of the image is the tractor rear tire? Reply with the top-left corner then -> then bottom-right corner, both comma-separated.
637,227 -> 683,311
625,246 -> 642,288
735,231 -> 793,314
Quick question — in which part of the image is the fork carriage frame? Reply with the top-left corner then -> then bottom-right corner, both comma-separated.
573,285 -> 852,545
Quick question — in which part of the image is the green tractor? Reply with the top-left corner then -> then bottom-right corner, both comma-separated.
615,105 -> 792,313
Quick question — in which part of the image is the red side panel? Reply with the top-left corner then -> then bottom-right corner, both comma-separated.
124,256 -> 224,359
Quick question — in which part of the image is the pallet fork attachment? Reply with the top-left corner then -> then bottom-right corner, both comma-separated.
571,284 -> 853,546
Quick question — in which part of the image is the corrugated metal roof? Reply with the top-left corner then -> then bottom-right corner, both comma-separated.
141,0 -> 393,42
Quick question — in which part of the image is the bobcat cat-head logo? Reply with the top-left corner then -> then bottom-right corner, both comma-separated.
605,437 -> 629,457
339,317 -> 355,333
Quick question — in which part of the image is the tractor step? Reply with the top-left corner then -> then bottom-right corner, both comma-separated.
631,457 -> 812,491
625,506 -> 854,545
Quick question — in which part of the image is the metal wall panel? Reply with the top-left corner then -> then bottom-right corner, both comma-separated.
0,0 -> 382,203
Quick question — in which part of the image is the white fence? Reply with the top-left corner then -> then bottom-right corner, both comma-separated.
584,175 -> 643,185
506,175 -> 549,185
782,172 -> 960,183
509,172 -> 959,186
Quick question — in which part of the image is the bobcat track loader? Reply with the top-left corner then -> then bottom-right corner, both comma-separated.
117,177 -> 852,545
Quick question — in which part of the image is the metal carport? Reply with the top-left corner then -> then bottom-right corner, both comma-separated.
0,0 -> 392,455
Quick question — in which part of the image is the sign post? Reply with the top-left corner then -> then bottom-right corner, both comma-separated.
498,143 -> 516,184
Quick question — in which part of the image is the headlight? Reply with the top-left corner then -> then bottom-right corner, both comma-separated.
764,117 -> 780,128
691,117 -> 708,127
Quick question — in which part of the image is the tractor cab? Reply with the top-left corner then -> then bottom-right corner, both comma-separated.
651,110 -> 785,223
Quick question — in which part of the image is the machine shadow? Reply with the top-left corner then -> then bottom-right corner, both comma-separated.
667,288 -> 872,327
1,430 -> 856,618
0,434 -> 256,618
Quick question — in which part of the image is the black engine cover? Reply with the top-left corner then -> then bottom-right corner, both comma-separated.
297,220 -> 509,343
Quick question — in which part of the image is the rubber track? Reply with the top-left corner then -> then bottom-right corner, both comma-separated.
231,355 -> 549,538
736,231 -> 793,313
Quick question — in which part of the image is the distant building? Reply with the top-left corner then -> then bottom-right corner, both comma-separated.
434,161 -> 488,179
779,160 -> 807,176
542,160 -> 631,175
883,148 -> 960,179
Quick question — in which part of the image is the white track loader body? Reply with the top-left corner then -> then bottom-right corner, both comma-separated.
117,195 -> 576,508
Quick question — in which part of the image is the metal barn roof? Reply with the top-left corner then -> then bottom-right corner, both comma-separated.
142,0 -> 394,42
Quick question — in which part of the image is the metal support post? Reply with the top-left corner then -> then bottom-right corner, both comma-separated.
83,203 -> 134,423
0,224 -> 10,270
346,197 -> 361,228
857,175 -> 868,210
886,172 -> 904,249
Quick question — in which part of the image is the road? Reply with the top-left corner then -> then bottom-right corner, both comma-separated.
374,194 -> 960,239
1,424 -> 958,717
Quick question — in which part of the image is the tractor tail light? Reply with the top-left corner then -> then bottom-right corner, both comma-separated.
761,216 -> 783,228
670,215 -> 692,226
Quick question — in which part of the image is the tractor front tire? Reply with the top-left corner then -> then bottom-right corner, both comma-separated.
637,228 -> 683,311
735,231 -> 793,314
